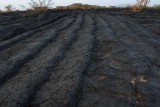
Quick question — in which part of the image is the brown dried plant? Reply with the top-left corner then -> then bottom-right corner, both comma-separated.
5,4 -> 15,12
29,0 -> 53,11
130,0 -> 150,12
21,0 -> 54,14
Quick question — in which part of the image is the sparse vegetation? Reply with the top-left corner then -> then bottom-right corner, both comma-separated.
2,1 -> 159,14
153,5 -> 160,8
5,4 -> 16,12
29,0 -> 53,11
130,0 -> 150,12
21,0 -> 54,14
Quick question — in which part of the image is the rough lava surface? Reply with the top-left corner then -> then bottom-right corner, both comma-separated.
0,9 -> 160,107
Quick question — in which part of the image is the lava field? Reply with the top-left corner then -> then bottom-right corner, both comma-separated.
0,9 -> 160,107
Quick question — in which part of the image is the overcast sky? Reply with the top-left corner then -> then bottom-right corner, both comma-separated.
0,0 -> 160,10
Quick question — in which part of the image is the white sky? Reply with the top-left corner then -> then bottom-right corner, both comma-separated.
0,0 -> 160,10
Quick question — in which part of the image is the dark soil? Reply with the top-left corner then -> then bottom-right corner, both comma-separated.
0,9 -> 160,107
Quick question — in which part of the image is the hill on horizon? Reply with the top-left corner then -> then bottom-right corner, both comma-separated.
56,3 -> 107,10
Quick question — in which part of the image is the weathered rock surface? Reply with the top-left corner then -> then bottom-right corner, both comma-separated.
0,10 -> 160,107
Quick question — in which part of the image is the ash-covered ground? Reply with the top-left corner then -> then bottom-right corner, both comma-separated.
0,9 -> 160,107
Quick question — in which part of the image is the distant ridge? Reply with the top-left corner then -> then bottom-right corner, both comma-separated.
56,3 -> 107,10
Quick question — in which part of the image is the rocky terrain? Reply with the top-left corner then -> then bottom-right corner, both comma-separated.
0,9 -> 160,107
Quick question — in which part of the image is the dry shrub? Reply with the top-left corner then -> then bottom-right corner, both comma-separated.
5,4 -> 15,12
22,0 -> 54,14
130,0 -> 150,12
129,5 -> 140,12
